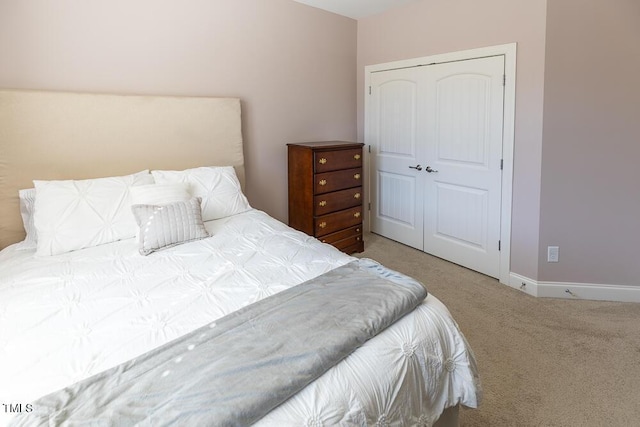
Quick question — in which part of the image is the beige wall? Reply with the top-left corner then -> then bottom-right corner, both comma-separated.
539,0 -> 640,286
357,0 -> 548,279
0,0 -> 357,224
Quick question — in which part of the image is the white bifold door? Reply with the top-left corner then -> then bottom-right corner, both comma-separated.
369,55 -> 505,278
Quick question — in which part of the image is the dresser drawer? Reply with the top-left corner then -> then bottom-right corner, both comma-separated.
314,148 -> 363,173
330,235 -> 364,252
319,226 -> 363,253
314,187 -> 363,216
315,206 -> 362,237
318,224 -> 362,244
314,168 -> 362,194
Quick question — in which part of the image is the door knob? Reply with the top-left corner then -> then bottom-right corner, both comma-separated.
425,166 -> 438,173
408,165 -> 423,171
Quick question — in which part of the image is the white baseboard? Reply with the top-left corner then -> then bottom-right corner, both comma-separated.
507,273 -> 539,297
508,273 -> 640,303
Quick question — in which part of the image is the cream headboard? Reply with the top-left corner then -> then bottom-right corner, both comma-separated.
0,90 -> 244,249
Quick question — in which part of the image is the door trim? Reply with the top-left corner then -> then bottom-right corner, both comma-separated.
364,43 -> 516,285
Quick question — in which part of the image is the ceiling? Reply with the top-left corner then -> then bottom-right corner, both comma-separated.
292,0 -> 418,19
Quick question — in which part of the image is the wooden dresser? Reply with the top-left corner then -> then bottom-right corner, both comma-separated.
287,141 -> 365,254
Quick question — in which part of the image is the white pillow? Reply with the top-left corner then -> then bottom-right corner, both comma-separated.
33,171 -> 154,256
151,166 -> 250,221
14,188 -> 38,250
131,197 -> 210,255
130,183 -> 191,206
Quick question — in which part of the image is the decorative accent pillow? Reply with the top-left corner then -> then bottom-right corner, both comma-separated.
14,188 -> 38,250
33,171 -> 154,256
131,197 -> 210,255
151,166 -> 250,221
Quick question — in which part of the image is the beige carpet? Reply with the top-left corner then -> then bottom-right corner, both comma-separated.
356,232 -> 640,426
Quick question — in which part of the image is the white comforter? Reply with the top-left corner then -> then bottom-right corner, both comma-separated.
0,209 -> 479,426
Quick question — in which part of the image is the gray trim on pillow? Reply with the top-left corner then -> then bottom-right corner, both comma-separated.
15,188 -> 37,250
131,197 -> 210,256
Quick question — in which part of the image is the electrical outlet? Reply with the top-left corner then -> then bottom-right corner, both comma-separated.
547,246 -> 559,262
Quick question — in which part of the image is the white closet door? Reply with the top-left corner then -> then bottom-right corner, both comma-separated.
423,56 -> 504,278
369,68 -> 426,250
369,55 -> 504,278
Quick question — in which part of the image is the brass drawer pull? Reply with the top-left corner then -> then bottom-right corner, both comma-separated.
354,212 -> 361,218
318,158 -> 327,165
354,173 -> 361,180
354,192 -> 361,199
318,200 -> 327,207
318,222 -> 327,229
356,236 -> 361,241
354,154 -> 361,160
356,228 -> 360,232
319,179 -> 327,186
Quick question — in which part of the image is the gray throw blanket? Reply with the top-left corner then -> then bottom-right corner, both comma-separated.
12,259 -> 427,427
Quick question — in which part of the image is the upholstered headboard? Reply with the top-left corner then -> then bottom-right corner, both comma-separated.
0,90 -> 244,249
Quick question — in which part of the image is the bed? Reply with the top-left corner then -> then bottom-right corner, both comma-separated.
0,90 -> 480,426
